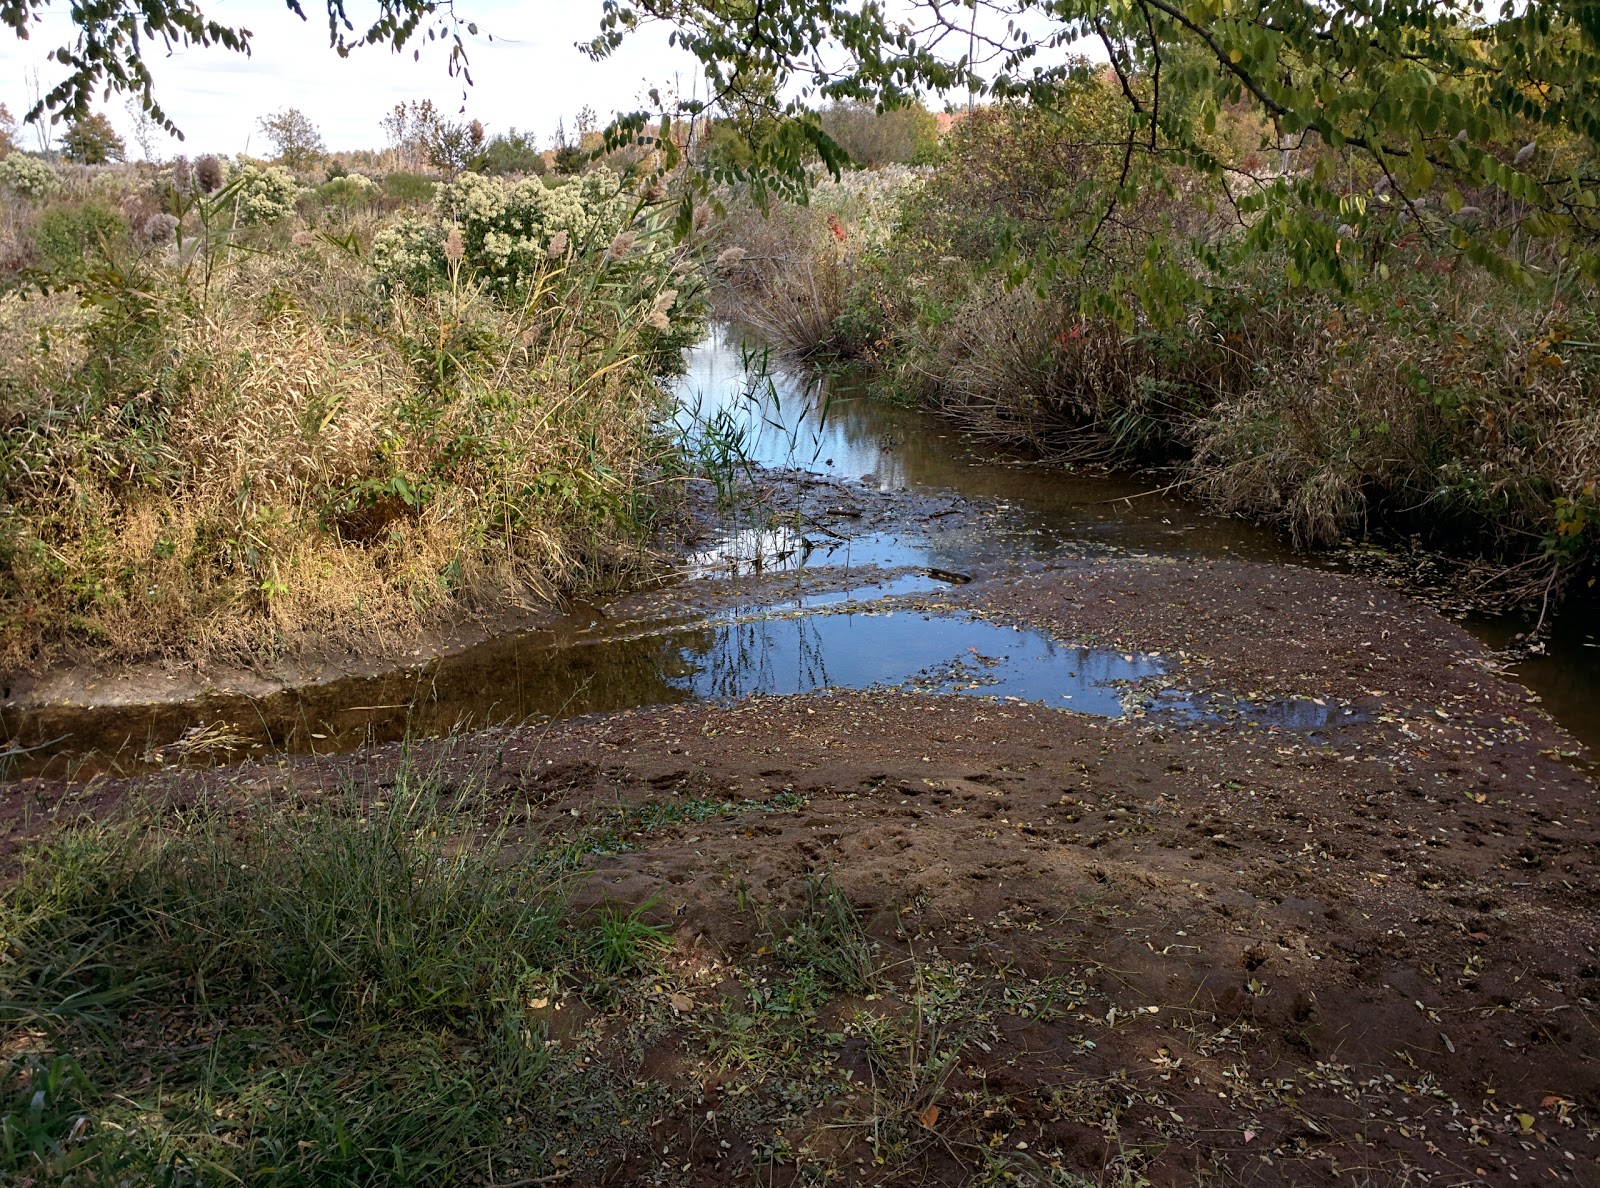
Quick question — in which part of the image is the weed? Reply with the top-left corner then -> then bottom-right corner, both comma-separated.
760,873 -> 880,994
587,899 -> 672,976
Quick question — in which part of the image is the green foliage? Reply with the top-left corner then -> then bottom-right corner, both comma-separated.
0,766 -> 669,1185
33,199 -> 127,270
477,127 -> 547,176
374,168 -> 659,299
381,170 -> 437,206
229,160 -> 302,224
586,900 -> 672,975
760,874 -> 879,993
819,99 -> 939,166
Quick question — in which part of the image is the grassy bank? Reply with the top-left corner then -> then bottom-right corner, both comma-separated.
710,99 -> 1600,606
0,756 -> 676,1185
0,158 -> 703,672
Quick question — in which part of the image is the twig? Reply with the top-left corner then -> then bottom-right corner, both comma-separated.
1532,561 -> 1561,637
1083,480 -> 1185,505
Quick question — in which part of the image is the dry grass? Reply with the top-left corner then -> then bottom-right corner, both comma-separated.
0,204 -> 692,672
711,200 -> 852,356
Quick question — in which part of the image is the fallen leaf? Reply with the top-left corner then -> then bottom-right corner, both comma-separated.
669,993 -> 694,1013
1243,1129 -> 1256,1143
917,1105 -> 941,1130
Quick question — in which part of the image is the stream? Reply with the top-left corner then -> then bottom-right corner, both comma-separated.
3,324 -> 1594,778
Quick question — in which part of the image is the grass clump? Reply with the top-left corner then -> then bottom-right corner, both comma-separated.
0,763 -> 659,1186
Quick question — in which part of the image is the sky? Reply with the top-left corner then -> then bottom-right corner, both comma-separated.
0,0 -> 1089,160
0,0 -> 705,157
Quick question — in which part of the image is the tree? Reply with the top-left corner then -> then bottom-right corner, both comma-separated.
0,104 -> 16,158
60,111 -> 124,164
477,128 -> 546,176
551,118 -> 585,175
257,107 -> 325,172
124,96 -> 161,161
381,100 -> 472,172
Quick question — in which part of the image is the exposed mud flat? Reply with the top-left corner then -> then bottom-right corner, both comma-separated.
8,559 -> 1596,1186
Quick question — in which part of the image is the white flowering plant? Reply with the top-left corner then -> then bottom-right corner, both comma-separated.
0,154 -> 60,202
370,168 -> 705,360
230,163 -> 302,225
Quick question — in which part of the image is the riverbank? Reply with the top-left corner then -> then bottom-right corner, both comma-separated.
4,556 -> 1595,1185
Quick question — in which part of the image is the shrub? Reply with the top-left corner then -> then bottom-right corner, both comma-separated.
375,168 -> 639,297
229,161 -> 301,224
0,174 -> 705,668
33,199 -> 127,270
316,171 -> 376,216
381,170 -> 438,206
477,128 -> 547,176
0,153 -> 58,201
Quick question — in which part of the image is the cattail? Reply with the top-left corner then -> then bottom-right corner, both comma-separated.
715,245 -> 747,269
605,229 -> 637,260
443,225 -> 466,265
195,154 -> 225,195
170,155 -> 192,195
470,119 -> 485,147
546,230 -> 569,259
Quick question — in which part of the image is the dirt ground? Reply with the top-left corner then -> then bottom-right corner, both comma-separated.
8,555 -> 1597,1187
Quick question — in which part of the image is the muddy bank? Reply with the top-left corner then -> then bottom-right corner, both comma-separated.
7,560 -> 1595,1186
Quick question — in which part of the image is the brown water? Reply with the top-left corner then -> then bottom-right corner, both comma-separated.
3,324 -> 1592,778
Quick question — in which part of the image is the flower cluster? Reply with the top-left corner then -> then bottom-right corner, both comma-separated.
0,154 -> 59,201
231,163 -> 303,225
370,218 -> 444,292
374,169 -> 639,296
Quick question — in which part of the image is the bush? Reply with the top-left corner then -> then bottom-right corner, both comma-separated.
375,168 -> 639,297
315,171 -> 376,216
709,88 -> 1600,591
477,128 -> 547,176
0,164 -> 705,668
33,199 -> 127,270
382,170 -> 438,206
0,153 -> 58,201
229,161 -> 301,224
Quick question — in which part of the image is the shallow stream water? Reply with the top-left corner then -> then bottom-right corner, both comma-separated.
3,324 -> 1593,777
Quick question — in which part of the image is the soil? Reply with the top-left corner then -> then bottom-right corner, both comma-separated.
7,554 -> 1597,1187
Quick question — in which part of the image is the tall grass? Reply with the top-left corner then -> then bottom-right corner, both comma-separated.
0,165 -> 703,671
0,759 -> 664,1185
